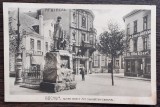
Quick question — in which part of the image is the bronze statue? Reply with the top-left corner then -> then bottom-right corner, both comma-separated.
53,16 -> 63,50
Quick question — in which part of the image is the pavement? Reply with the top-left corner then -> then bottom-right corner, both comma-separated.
9,73 -> 151,96
92,73 -> 151,81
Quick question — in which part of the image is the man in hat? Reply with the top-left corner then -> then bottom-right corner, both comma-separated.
80,66 -> 85,81
53,16 -> 63,50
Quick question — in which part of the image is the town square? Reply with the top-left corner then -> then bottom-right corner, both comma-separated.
7,4 -> 153,98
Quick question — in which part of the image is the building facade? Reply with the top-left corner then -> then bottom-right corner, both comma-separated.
9,10 -> 54,74
92,50 -> 124,73
123,10 -> 151,78
37,9 -> 97,74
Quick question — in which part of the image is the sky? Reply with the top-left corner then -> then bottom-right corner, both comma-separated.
92,9 -> 134,37
10,8 -> 134,38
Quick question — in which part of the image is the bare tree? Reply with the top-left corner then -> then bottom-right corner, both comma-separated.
98,22 -> 125,86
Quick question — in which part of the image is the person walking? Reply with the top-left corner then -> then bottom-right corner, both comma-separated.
80,66 -> 85,81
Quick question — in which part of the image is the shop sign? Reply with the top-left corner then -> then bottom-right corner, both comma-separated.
26,50 -> 43,56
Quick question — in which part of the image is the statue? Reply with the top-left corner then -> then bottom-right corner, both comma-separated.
60,33 -> 67,50
53,16 -> 63,50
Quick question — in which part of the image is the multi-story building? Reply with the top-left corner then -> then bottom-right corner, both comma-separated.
123,10 -> 151,78
92,50 -> 124,73
36,9 -> 97,74
9,10 -> 54,74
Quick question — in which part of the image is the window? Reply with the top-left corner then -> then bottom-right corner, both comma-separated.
101,55 -> 105,66
133,20 -> 137,34
73,12 -> 76,23
127,23 -> 130,35
82,16 -> 86,28
116,60 -> 119,66
45,9 -> 49,12
143,16 -> 148,30
86,34 -> 89,41
45,42 -> 48,51
134,39 -> 137,51
49,30 -> 51,37
90,20 -> 93,28
72,33 -> 76,40
82,33 -> 86,41
37,40 -> 41,50
90,35 -> 94,44
30,38 -> 34,50
94,55 -> 98,67
72,43 -> 76,53
143,37 -> 148,50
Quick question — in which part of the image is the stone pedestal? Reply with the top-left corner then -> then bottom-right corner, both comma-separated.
40,50 -> 76,92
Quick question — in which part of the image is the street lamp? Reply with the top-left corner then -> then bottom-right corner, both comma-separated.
14,8 -> 22,85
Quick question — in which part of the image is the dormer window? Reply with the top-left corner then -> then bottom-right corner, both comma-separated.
32,25 -> 39,34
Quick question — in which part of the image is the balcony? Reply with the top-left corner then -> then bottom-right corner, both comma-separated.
89,28 -> 97,34
82,40 -> 96,49
129,29 -> 151,38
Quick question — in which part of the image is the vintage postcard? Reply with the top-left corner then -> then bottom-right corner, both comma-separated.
3,2 -> 156,105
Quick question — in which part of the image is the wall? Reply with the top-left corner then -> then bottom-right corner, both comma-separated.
43,19 -> 55,54
124,10 -> 151,53
124,10 -> 151,35
39,9 -> 70,37
24,34 -> 44,69
92,50 -> 124,73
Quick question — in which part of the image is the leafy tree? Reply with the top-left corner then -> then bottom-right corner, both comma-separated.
9,11 -> 23,72
98,22 -> 125,86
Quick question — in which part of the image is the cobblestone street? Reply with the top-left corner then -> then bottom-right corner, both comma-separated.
10,73 -> 151,97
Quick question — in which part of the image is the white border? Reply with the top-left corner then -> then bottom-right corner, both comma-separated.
3,2 -> 157,105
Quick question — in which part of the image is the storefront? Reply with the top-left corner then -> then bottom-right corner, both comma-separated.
124,55 -> 151,78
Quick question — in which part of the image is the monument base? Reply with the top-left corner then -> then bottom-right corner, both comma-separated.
40,81 -> 76,93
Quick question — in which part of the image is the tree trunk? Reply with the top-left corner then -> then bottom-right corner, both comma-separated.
111,56 -> 114,86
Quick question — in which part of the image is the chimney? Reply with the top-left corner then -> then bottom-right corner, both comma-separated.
39,15 -> 44,36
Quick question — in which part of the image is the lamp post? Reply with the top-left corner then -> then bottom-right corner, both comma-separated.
14,8 -> 22,85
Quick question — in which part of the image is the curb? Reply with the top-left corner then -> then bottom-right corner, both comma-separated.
114,75 -> 151,81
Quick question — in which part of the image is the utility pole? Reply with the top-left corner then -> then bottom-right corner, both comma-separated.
15,8 -> 22,85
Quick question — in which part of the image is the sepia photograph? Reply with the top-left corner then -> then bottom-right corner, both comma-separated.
3,3 -> 156,105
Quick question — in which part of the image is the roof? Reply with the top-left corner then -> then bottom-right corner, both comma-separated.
9,10 -> 39,35
44,19 -> 55,27
123,10 -> 142,22
77,9 -> 95,19
25,12 -> 37,19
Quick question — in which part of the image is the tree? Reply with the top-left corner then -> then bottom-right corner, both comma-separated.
98,22 -> 125,86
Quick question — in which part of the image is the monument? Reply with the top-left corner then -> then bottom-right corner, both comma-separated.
40,17 -> 76,92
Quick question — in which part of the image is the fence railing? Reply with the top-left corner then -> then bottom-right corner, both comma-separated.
21,69 -> 43,86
